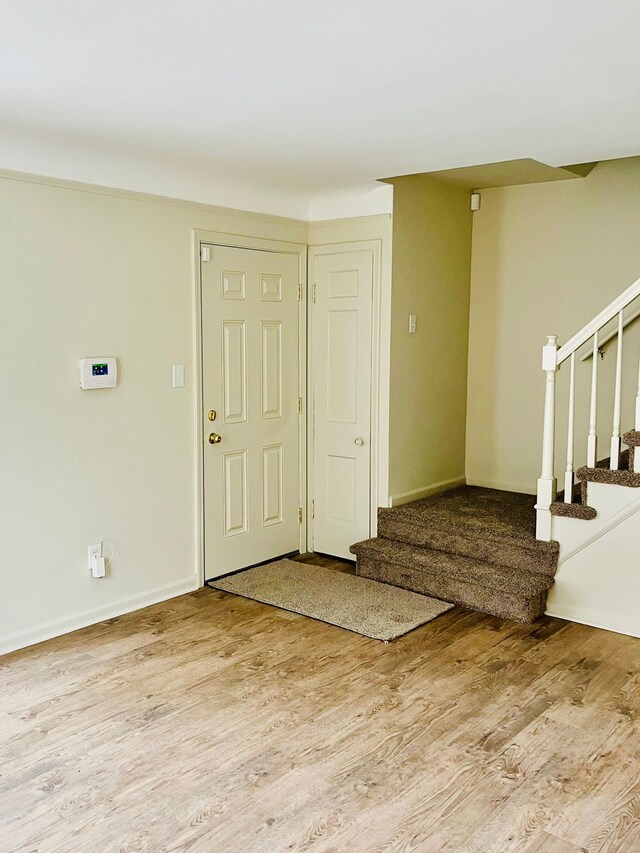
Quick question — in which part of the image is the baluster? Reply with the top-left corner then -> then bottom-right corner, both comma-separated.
564,352 -> 576,503
536,335 -> 558,540
636,349 -> 640,431
636,350 -> 640,474
610,310 -> 624,470
587,332 -> 598,467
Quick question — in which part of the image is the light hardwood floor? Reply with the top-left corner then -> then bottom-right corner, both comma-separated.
1,554 -> 639,853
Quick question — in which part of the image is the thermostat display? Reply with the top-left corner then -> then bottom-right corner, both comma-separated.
80,357 -> 117,389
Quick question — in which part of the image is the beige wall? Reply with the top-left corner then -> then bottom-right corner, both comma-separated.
466,157 -> 640,494
387,175 -> 473,503
0,172 -> 306,654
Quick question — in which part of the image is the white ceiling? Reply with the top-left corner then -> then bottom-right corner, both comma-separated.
1,0 -> 640,218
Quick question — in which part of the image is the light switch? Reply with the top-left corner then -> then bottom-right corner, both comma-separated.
172,364 -> 185,388
408,314 -> 417,334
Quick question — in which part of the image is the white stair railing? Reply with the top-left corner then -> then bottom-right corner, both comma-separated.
636,351 -> 640,433
587,332 -> 598,468
564,352 -> 576,503
610,311 -> 624,470
536,274 -> 640,541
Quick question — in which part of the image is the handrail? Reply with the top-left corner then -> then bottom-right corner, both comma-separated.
556,274 -> 640,365
581,306 -> 640,361
536,271 -> 640,541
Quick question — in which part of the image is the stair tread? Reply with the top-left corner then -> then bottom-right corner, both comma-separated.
386,486 -> 536,539
550,500 -> 597,520
575,465 -> 640,488
351,538 -> 554,596
378,486 -> 558,563
378,515 -> 558,574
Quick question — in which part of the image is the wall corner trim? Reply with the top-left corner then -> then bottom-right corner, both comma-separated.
390,476 -> 466,507
465,476 -> 537,496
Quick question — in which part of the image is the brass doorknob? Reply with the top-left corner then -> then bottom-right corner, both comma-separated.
208,433 -> 222,444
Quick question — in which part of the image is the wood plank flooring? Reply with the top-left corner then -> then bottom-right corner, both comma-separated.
1,554 -> 638,853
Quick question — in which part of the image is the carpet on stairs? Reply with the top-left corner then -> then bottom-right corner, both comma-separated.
551,434 -> 640,519
350,486 -> 559,624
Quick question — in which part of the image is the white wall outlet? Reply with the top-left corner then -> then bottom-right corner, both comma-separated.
408,314 -> 417,334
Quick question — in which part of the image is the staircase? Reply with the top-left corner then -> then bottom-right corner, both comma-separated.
350,486 -> 558,622
351,274 -> 640,632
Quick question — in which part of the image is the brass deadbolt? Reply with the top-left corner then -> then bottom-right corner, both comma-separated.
207,409 -> 217,422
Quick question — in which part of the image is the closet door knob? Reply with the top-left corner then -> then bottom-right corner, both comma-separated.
354,437 -> 365,446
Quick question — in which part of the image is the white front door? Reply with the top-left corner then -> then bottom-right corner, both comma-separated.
310,246 -> 374,559
201,244 -> 301,580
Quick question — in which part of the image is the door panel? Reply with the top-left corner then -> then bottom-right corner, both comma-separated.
261,321 -> 282,418
222,321 -> 247,423
327,310 -> 359,422
202,245 -> 300,579
262,444 -> 283,526
311,248 -> 374,559
223,450 -> 248,536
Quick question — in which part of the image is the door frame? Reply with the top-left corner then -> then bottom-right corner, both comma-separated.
193,230 -> 308,587
307,239 -> 383,552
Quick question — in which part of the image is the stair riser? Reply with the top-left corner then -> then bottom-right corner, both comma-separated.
351,539 -> 552,596
378,516 -> 557,576
356,556 -> 547,623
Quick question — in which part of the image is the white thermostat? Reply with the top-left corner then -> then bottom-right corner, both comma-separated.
80,357 -> 118,389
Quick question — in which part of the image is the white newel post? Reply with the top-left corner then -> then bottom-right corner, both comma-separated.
536,335 -> 558,541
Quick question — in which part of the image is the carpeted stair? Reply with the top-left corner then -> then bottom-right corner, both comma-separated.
350,486 -> 560,623
550,432 -> 640,520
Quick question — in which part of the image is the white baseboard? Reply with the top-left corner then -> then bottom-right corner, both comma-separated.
465,476 -> 536,495
0,576 -> 199,657
545,605 -> 640,639
390,476 -> 466,507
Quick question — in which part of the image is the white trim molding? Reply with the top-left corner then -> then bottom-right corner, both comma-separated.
0,577 -> 198,657
390,476 -> 466,507
545,605 -> 640,639
464,477 -> 535,496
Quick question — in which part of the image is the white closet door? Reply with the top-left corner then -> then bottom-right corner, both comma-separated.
311,248 -> 373,558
